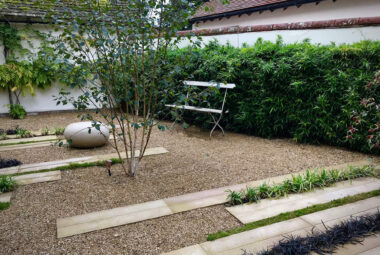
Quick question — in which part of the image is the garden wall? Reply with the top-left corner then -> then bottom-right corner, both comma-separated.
0,23 -> 96,114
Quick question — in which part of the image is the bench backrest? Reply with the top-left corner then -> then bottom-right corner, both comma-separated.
184,81 -> 236,89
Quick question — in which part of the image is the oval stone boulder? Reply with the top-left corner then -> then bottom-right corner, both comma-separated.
64,121 -> 110,148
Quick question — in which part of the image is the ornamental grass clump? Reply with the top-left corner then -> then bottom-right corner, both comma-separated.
226,166 -> 375,206
0,175 -> 16,193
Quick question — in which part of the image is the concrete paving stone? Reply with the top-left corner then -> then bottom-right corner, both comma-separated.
0,147 -> 167,176
227,178 -> 380,224
217,228 -> 312,255
163,244 -> 208,255
0,135 -> 58,145
57,200 -> 173,238
358,245 -> 380,255
13,171 -> 61,185
323,159 -> 372,170
0,166 -> 20,175
313,207 -> 380,231
199,218 -> 310,255
332,235 -> 380,255
0,141 -> 55,152
301,196 -> 380,225
0,192 -> 12,203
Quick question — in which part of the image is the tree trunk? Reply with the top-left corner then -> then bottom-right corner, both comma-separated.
3,45 -> 14,105
7,87 -> 14,105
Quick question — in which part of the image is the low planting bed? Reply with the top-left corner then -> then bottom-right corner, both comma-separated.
0,126 -> 65,140
226,166 -> 376,206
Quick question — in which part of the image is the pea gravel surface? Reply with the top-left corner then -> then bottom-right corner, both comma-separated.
0,112 -> 379,254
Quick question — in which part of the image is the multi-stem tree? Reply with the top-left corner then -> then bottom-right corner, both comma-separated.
38,0 -> 203,176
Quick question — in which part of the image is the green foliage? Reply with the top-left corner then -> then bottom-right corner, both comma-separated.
165,39 -> 380,154
0,175 -> 16,193
16,127 -> 32,138
208,189 -> 380,241
226,190 -> 244,205
0,202 -> 11,210
348,71 -> 380,150
54,127 -> 65,135
35,0 -> 203,177
0,22 -> 61,106
226,166 -> 375,205
7,104 -> 26,119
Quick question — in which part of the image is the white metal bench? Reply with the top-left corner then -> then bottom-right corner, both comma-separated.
165,80 -> 236,137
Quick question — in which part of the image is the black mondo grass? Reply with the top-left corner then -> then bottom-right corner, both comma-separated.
0,158 -> 22,169
243,210 -> 380,255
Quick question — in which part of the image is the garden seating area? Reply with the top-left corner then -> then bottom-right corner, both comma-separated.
1,112 -> 380,254
1,0 -> 380,254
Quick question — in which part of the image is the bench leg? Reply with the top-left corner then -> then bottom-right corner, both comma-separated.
210,113 -> 224,137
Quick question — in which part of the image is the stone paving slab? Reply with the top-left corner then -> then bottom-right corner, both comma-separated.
0,135 -> 119,152
57,200 -> 173,238
0,192 -> 12,203
226,178 -> 380,224
0,147 -> 168,175
301,196 -> 380,226
13,171 -> 61,185
0,141 -> 56,152
163,197 -> 380,255
358,245 -> 380,255
333,235 -> 380,255
0,135 -> 58,145
201,218 -> 310,255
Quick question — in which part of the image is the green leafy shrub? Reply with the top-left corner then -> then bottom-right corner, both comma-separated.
226,190 -> 244,205
0,175 -> 16,193
16,127 -> 32,138
164,39 -> 380,154
226,166 -> 375,206
348,71 -> 380,150
7,104 -> 26,119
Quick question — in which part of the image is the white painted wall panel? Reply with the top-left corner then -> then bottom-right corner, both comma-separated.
194,0 -> 380,30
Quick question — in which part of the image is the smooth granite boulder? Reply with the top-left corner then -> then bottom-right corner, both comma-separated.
64,121 -> 109,148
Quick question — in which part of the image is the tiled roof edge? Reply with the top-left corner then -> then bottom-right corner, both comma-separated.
178,16 -> 380,36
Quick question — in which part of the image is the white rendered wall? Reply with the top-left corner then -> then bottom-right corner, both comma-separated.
178,26 -> 380,48
193,0 -> 380,30
0,23 -> 97,114
0,83 -> 89,114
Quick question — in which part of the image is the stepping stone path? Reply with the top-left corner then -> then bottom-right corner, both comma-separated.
0,147 -> 168,175
163,196 -> 380,255
13,171 -> 61,185
55,160 -> 374,238
227,177 -> 380,224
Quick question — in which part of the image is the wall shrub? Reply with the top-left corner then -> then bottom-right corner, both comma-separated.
164,38 -> 380,154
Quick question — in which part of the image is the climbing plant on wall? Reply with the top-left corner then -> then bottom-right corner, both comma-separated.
0,22 -> 57,117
